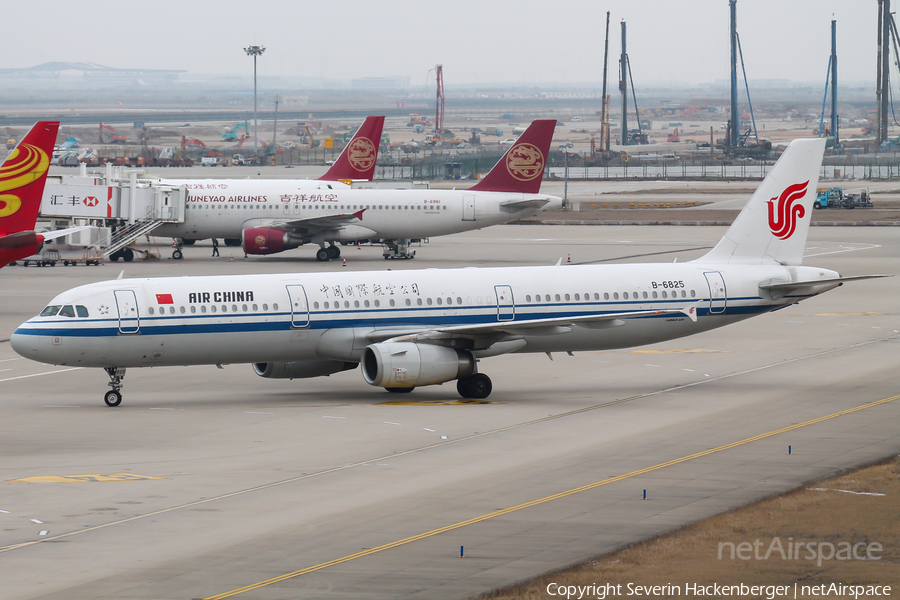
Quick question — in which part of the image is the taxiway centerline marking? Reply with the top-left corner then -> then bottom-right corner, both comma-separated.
0,335 -> 894,556
202,391 -> 900,599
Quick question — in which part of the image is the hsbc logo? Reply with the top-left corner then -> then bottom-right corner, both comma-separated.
83,196 -> 99,207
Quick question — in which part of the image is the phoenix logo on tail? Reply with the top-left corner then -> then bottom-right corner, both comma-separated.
0,142 -> 50,219
767,180 -> 809,240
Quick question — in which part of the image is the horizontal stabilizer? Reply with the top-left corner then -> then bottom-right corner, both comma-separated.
760,274 -> 892,296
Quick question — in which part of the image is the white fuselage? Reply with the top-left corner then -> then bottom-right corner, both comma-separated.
11,262 -> 840,370
152,180 -> 561,241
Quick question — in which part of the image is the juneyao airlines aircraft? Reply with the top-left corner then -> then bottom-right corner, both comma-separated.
13,138 -> 886,407
153,119 -> 562,261
156,116 -> 385,260
0,121 -> 88,269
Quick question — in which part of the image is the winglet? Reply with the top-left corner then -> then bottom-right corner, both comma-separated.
468,120 -> 556,194
318,116 -> 385,182
352,208 -> 366,221
681,303 -> 699,322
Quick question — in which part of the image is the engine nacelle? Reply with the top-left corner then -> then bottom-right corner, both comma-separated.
242,228 -> 304,255
253,360 -> 357,379
361,342 -> 475,388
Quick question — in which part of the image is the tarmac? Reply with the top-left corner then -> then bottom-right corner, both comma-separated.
1,225 -> 898,599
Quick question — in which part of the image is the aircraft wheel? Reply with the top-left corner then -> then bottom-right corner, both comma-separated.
460,374 -> 492,399
104,390 -> 122,407
316,248 -> 330,261
172,249 -> 183,260
386,387 -> 414,394
123,249 -> 134,262
327,245 -> 340,259
456,378 -> 471,398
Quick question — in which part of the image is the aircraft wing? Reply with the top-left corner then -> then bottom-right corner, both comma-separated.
39,226 -> 91,242
265,209 -> 367,234
371,305 -> 699,346
499,198 -> 551,211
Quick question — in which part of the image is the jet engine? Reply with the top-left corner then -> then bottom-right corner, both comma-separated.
242,228 -> 304,255
253,360 -> 358,379
361,342 -> 475,388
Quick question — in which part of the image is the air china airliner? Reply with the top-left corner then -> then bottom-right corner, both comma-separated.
153,119 -> 563,261
12,138 -> 885,407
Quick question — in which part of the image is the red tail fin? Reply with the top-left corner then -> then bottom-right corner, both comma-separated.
0,121 -> 58,236
318,116 -> 385,182
469,119 -> 556,193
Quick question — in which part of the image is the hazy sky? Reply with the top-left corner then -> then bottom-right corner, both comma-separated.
4,1 -> 879,86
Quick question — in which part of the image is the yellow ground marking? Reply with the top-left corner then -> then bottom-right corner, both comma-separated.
9,473 -> 165,483
378,399 -> 499,406
1,335 -> 895,559
631,348 -> 731,354
203,391 -> 900,600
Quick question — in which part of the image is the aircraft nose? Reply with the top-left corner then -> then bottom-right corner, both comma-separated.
10,326 -> 40,361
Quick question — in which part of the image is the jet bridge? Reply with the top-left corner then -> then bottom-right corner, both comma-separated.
41,163 -> 186,259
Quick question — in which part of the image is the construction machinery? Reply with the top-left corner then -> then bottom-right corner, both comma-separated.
99,123 -> 127,144
222,122 -> 249,141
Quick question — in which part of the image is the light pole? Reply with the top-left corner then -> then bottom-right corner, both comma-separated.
560,143 -> 573,210
243,45 -> 265,160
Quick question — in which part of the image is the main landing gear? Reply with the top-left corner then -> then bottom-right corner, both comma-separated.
104,367 -> 126,407
382,239 -> 416,260
382,373 -> 493,399
315,244 -> 341,261
457,373 -> 492,399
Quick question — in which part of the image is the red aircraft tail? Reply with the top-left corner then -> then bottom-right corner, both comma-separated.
318,116 -> 385,182
469,119 -> 556,194
0,121 -> 59,267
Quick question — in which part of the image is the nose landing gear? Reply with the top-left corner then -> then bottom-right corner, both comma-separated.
104,367 -> 126,407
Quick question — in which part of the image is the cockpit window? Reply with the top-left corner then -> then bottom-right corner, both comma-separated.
58,305 -> 76,318
76,305 -> 89,317
40,305 -> 61,317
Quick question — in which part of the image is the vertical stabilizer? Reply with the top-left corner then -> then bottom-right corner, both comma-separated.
0,121 -> 58,237
318,116 -> 384,182
469,120 -> 556,194
696,138 -> 826,266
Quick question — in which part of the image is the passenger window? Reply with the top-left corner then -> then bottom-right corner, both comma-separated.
344,301 -> 350,308
594,293 -> 600,300
59,305 -> 76,318
313,302 -> 320,309
263,304 -> 269,311
169,307 -> 175,314
221,305 -> 227,313
574,294 -> 580,301
662,291 -> 668,299
690,290 -> 696,297
201,306 -> 207,313
555,294 -> 561,302
526,295 -> 532,302
545,294 -> 551,302
390,299 -> 396,307
252,304 -> 258,311
273,303 -> 279,311
604,293 -> 609,300
652,291 -> 658,299
364,300 -> 370,308
148,307 -> 155,315
613,293 -> 619,300
354,300 -> 360,308
190,306 -> 197,313
243,304 -> 248,312
374,300 -> 380,307
76,305 -> 89,317
180,306 -> 186,314
564,294 -> 570,301
643,292 -> 648,299
417,298 -> 423,306
623,292 -> 629,300
436,298 -> 442,305
426,298 -> 433,306
457,297 -> 462,304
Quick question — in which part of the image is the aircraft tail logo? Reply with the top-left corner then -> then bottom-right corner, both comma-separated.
347,137 -> 376,172
506,143 -> 544,182
767,181 -> 808,240
0,143 -> 50,219
469,119 -> 555,194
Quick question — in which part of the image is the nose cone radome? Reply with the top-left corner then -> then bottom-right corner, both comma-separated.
10,327 -> 37,360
